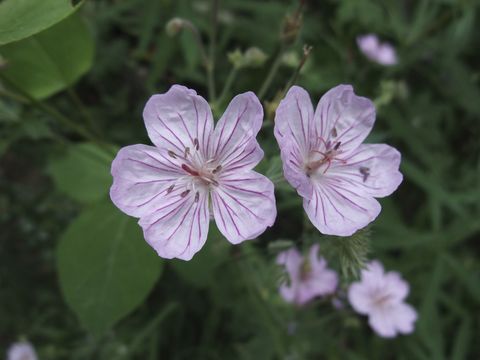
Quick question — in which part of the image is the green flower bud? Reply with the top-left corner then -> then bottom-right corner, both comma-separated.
244,47 -> 268,68
165,18 -> 185,37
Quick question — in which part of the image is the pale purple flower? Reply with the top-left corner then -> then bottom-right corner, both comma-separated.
274,85 -> 403,236
110,85 -> 276,260
277,244 -> 338,305
357,34 -> 398,66
348,260 -> 417,338
7,342 -> 38,360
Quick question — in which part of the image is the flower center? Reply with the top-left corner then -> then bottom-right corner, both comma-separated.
305,138 -> 345,176
372,291 -> 393,308
167,138 -> 221,197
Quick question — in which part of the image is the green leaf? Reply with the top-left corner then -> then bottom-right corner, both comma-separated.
47,143 -> 114,203
171,224 -> 229,287
0,13 -> 93,99
57,200 -> 163,337
0,0 -> 83,45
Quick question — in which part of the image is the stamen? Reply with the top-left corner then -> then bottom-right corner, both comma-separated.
331,127 -> 337,137
181,164 -> 200,176
180,189 -> 190,198
168,150 -> 177,159
195,192 -> 200,202
184,147 -> 190,158
212,165 -> 222,174
193,138 -> 199,151
166,184 -> 175,194
334,141 -> 341,151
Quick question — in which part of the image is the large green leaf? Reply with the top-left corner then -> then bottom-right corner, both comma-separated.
0,13 -> 93,99
0,0 -> 82,45
47,143 -> 114,203
57,200 -> 163,337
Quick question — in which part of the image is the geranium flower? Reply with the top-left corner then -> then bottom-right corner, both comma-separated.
110,85 -> 276,260
274,85 -> 402,236
277,244 -> 338,305
7,342 -> 37,360
357,34 -> 398,66
348,260 -> 417,338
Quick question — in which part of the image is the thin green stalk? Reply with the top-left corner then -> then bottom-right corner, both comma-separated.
283,45 -> 312,93
257,46 -> 286,101
217,66 -> 238,105
66,87 -> 100,136
0,73 -> 114,154
208,0 -> 219,101
128,302 -> 178,355
183,21 -> 209,69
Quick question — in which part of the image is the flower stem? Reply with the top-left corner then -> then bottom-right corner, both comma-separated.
66,86 -> 101,136
257,46 -> 286,101
217,66 -> 238,105
0,73 -> 114,155
208,0 -> 219,101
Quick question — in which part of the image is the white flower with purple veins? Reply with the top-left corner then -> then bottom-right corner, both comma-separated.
277,244 -> 338,305
110,85 -> 276,260
7,342 -> 38,360
357,34 -> 398,66
274,85 -> 402,236
348,260 -> 418,338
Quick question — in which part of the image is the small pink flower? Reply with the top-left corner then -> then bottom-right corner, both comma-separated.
110,85 -> 276,260
274,85 -> 402,236
7,342 -> 38,360
348,261 -> 417,338
357,34 -> 398,66
277,244 -> 338,305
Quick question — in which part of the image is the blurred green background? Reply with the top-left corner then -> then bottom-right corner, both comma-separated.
1,0 -> 479,359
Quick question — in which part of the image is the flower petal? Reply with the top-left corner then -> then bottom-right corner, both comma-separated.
313,85 -> 375,155
110,144 -> 183,217
139,188 -> 210,261
384,271 -> 410,302
277,248 -> 302,304
348,282 -> 373,314
391,303 -> 417,334
329,144 -> 403,198
274,86 -> 315,156
303,181 -> 381,236
212,92 -> 264,172
212,171 -> 276,244
279,141 -> 313,199
369,307 -> 398,338
143,85 -> 214,159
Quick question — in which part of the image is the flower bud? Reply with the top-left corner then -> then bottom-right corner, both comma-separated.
165,18 -> 185,37
243,47 -> 268,68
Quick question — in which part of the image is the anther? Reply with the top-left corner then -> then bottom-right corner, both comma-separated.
168,150 -> 177,159
193,138 -> 199,151
181,164 -> 200,176
334,141 -> 341,151
180,190 -> 190,198
195,192 -> 200,202
331,127 -> 337,137
184,147 -> 190,158
166,184 -> 175,194
359,167 -> 370,182
212,165 -> 222,174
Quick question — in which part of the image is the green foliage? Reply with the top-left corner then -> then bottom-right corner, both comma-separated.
0,0 -> 83,45
0,13 -> 93,99
1,0 -> 480,358
57,200 -> 163,338
171,224 -> 229,287
47,143 -> 114,204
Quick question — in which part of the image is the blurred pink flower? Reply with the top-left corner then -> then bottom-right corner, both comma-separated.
277,244 -> 338,305
274,85 -> 402,236
348,260 -> 417,338
357,34 -> 397,66
7,342 -> 37,360
111,85 -> 276,260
